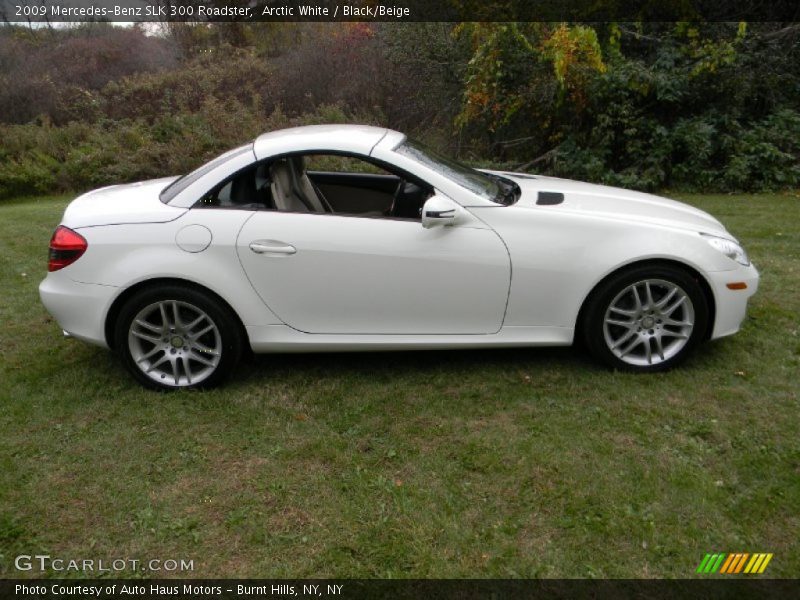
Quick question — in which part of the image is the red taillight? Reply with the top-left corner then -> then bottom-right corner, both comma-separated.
48,226 -> 87,272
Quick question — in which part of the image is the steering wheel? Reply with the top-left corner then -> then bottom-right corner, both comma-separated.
387,178 -> 405,217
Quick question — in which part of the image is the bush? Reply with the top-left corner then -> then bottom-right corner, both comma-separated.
2,23 -> 799,196
0,24 -> 176,125
0,103 -> 383,201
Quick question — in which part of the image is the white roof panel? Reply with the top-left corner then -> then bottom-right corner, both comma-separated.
253,124 -> 399,159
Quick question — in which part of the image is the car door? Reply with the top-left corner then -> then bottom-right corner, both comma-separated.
236,209 -> 511,335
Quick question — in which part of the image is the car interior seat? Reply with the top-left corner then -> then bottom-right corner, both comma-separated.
270,157 -> 329,213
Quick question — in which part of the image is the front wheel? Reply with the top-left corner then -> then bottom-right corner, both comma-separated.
115,284 -> 243,390
582,264 -> 709,372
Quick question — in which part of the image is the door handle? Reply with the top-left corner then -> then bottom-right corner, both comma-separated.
249,240 -> 297,255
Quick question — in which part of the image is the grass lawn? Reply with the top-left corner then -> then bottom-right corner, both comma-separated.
0,192 -> 798,579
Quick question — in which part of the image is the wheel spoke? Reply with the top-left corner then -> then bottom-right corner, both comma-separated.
135,318 -> 162,334
663,316 -> 693,328
631,285 -> 643,311
619,335 -> 643,357
181,356 -> 193,385
159,302 -> 170,328
655,287 -> 678,309
191,324 -> 215,339
654,335 -> 665,361
171,301 -> 182,328
606,318 -> 636,329
145,354 -> 170,373
643,337 -> 652,364
190,351 -> 216,367
171,357 -> 179,385
185,314 -> 205,332
132,330 -> 160,343
610,306 -> 637,317
661,330 -> 689,340
610,329 -> 636,350
663,295 -> 686,316
645,281 -> 654,309
136,346 -> 162,363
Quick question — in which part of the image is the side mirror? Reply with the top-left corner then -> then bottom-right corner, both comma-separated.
421,195 -> 460,229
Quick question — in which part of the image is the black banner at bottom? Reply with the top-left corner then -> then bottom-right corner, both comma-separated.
3,579 -> 800,600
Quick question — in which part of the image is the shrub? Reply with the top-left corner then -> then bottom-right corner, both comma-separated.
0,103 -> 384,200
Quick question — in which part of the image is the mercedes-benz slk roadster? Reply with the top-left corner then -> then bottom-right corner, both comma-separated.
40,125 -> 759,390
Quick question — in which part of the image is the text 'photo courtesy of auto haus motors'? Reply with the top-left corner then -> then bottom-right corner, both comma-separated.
39,124 -> 759,391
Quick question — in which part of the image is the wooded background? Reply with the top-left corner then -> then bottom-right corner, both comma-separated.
1,21 -> 799,199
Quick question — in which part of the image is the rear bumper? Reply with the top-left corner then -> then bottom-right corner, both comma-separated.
39,273 -> 117,348
707,262 -> 760,339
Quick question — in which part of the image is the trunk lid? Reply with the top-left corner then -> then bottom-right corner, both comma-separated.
62,177 -> 187,228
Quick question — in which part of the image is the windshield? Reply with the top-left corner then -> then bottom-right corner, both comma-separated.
396,139 -> 504,203
160,143 -> 253,204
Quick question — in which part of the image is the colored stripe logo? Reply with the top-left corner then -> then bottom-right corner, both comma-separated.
696,553 -> 773,574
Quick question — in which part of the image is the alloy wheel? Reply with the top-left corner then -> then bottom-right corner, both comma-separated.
602,278 -> 695,367
127,300 -> 222,387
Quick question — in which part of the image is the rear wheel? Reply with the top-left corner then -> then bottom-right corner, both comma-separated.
582,264 -> 709,372
115,285 -> 242,390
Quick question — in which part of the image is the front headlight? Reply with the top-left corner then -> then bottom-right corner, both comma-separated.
701,233 -> 750,266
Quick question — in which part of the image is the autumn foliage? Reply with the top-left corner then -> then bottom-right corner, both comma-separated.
0,21 -> 799,197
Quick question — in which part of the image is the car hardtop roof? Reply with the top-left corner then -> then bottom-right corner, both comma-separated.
253,124 -> 405,160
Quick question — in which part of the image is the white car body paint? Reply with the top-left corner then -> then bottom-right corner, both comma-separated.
236,209 -> 511,335
40,125 -> 758,358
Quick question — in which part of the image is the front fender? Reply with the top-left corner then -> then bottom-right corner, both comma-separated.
469,206 -> 736,329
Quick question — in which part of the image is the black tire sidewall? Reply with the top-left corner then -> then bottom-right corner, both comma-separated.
114,284 -> 242,390
582,264 -> 709,372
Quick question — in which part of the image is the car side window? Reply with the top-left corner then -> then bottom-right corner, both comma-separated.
273,153 -> 432,219
196,153 -> 433,219
196,163 -> 273,210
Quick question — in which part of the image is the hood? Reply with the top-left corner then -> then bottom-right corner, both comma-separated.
62,177 -> 187,228
495,172 -> 729,236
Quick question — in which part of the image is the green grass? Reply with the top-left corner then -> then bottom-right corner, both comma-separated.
0,192 -> 798,579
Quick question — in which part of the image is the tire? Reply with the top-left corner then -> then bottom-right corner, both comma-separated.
114,284 -> 243,390
581,264 -> 709,372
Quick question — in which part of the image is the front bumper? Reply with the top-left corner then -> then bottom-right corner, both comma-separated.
706,262 -> 760,339
39,273 -> 118,348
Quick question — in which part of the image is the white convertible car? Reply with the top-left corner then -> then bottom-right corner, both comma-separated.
40,125 -> 759,390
